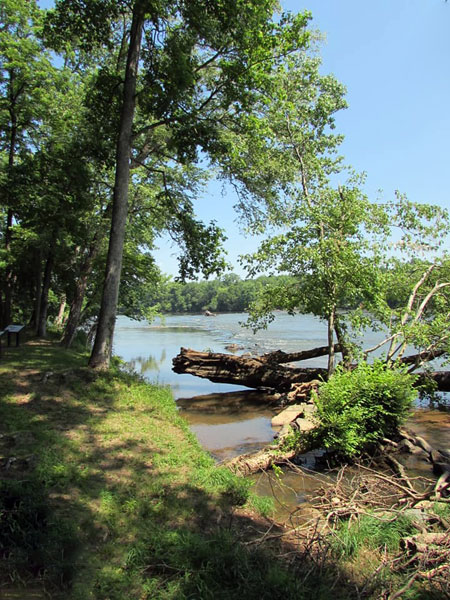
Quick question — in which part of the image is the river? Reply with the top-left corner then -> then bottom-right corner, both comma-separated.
113,312 -> 449,461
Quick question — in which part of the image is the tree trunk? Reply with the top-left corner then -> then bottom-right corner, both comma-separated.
173,347 -> 450,393
62,276 -> 89,349
334,318 -> 352,366
172,348 -> 327,391
55,296 -> 66,327
2,71 -> 18,329
416,370 -> 450,392
261,344 -> 341,364
327,309 -> 335,376
29,249 -> 43,331
62,237 -> 101,348
3,209 -> 14,329
37,240 -> 56,337
89,4 -> 144,369
399,348 -> 446,369
225,445 -> 297,476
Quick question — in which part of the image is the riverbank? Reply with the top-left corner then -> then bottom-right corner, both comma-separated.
0,338 -> 330,599
0,339 -> 448,599
0,339 -> 278,598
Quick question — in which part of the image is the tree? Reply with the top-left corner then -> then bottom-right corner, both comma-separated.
0,0 -> 57,327
215,46 -> 450,376
46,0 -> 311,368
215,51 -> 361,373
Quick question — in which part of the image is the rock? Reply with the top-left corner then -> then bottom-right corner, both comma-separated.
432,462 -> 450,476
224,344 -> 244,352
414,435 -> 434,454
271,404 -> 306,427
274,424 -> 292,439
403,508 -> 434,523
430,450 -> 447,465
293,417 -> 316,432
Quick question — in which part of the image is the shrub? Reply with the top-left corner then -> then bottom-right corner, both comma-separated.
312,360 -> 417,459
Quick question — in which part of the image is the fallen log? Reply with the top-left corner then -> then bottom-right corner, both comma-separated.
260,344 -> 341,364
401,532 -> 450,555
399,348 -> 446,367
172,348 -> 326,392
416,370 -> 450,392
172,347 -> 450,393
224,445 -> 297,476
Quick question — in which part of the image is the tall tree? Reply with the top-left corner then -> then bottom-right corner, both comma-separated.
46,0 -> 311,368
0,0 -> 56,327
215,49 -> 450,375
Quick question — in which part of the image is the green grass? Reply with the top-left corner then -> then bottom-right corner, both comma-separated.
331,513 -> 416,558
0,340 -> 319,599
1,340 -> 443,600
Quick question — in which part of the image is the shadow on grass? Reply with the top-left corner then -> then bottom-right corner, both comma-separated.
0,340 -> 400,600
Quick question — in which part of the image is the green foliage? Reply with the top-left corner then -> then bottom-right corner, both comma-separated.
246,493 -> 275,518
143,273 -> 296,314
432,501 -> 450,520
312,361 -> 417,459
332,513 -> 415,558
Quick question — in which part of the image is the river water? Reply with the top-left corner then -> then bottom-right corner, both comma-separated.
113,312 -> 449,461
114,312 -> 337,460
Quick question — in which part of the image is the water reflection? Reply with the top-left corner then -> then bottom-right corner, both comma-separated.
177,390 -> 279,415
192,417 -> 274,462
127,351 -> 166,374
407,408 -> 450,452
250,465 -> 335,524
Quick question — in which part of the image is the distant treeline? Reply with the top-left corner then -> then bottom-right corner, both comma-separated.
144,274 -> 287,314
142,267 -> 412,315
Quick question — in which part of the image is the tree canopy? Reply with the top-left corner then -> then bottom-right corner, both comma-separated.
1,0 -> 448,379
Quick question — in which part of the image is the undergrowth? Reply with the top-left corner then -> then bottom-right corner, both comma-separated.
312,360 -> 417,459
331,513 -> 416,558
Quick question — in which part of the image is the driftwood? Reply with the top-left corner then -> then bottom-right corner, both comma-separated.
416,370 -> 450,392
260,344 -> 341,364
224,423 -> 450,480
172,346 -> 450,393
172,347 -> 326,392
401,533 -> 449,555
224,445 -> 297,476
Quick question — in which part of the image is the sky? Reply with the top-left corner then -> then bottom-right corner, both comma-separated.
157,0 -> 450,277
38,0 -> 450,277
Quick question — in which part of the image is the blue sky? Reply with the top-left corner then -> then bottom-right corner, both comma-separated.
38,1 -> 450,277
158,0 -> 450,277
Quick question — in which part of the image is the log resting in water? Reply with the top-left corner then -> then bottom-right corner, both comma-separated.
172,347 -> 326,392
172,347 -> 450,392
260,344 -> 341,364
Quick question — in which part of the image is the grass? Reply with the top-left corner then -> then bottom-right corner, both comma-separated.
0,339 -> 319,599
331,513 -> 416,558
1,338 -> 445,600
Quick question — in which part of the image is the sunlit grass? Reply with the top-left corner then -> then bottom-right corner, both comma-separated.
0,339 -> 310,599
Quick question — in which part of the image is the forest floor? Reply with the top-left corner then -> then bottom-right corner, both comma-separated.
0,337 -> 448,599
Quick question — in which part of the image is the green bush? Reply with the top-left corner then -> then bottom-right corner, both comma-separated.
312,360 -> 417,459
